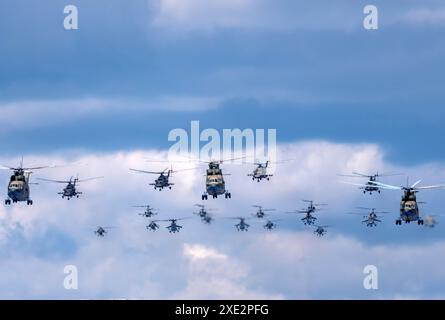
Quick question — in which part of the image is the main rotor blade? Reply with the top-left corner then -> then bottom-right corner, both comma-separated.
77,176 -> 104,182
37,178 -> 69,183
129,168 -> 163,175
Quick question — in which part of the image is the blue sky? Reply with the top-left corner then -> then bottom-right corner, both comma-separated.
1,0 -> 445,299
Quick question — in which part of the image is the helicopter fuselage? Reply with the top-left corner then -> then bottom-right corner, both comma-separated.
397,190 -> 422,224
203,163 -> 231,199
6,172 -> 32,204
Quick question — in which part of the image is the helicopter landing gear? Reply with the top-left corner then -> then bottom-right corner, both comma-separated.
213,194 -> 218,199
225,192 -> 231,199
396,219 -> 402,225
267,177 -> 270,181
5,199 -> 11,205
418,219 -> 424,225
202,194 -> 208,201
27,200 -> 33,205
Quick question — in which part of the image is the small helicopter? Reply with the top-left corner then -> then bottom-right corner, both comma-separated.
94,226 -> 113,237
348,207 -> 388,227
133,205 -> 158,218
313,225 -> 330,237
228,217 -> 251,232
287,200 -> 327,225
1,159 -> 55,205
193,204 -> 215,224
263,219 -> 280,231
372,179 -> 445,225
252,205 -> 276,219
38,175 -> 103,200
146,220 -> 160,231
340,171 -> 403,194
129,166 -> 194,191
146,218 -> 189,233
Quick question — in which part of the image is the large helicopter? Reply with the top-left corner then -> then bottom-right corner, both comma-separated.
348,207 -> 388,227
1,160 -> 55,205
340,171 -> 403,194
372,180 -> 445,225
313,225 -> 330,237
38,175 -> 103,200
287,200 -> 327,225
129,166 -> 195,191
252,205 -> 276,219
133,205 -> 158,218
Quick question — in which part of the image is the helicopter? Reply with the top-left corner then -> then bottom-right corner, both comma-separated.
129,166 -> 195,191
247,159 -> 292,182
371,180 -> 445,225
193,204 -> 215,224
146,220 -> 160,231
1,159 -> 55,205
196,157 -> 245,200
313,225 -> 330,237
133,205 -> 158,218
248,161 -> 273,182
340,171 -> 403,194
94,226 -> 113,237
263,219 -> 280,231
287,200 -> 327,225
252,205 -> 276,218
228,217 -> 251,232
38,175 -> 103,200
146,218 -> 189,233
348,207 -> 388,227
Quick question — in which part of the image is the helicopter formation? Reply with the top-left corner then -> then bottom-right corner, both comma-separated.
2,157 -> 445,238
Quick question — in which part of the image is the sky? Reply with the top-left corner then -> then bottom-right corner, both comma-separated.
0,0 -> 445,299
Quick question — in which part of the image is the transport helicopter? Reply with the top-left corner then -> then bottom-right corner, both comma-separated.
286,200 -> 327,225
129,166 -> 195,191
252,205 -> 276,218
339,171 -> 403,194
247,159 -> 293,182
1,159 -> 55,205
348,207 -> 389,227
38,175 -> 103,200
133,205 -> 158,218
372,180 -> 445,225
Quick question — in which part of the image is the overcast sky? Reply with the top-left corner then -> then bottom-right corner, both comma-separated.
1,0 -> 445,299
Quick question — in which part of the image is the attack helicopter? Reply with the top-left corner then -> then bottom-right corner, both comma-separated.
252,205 -> 276,219
228,217 -> 251,232
371,179 -> 445,225
340,171 -> 403,194
287,200 -> 327,226
38,175 -> 103,200
129,166 -> 195,191
313,225 -> 330,237
263,219 -> 280,231
348,207 -> 388,227
146,218 -> 189,233
94,226 -> 113,237
193,204 -> 215,224
133,205 -> 158,218
1,160 -> 56,205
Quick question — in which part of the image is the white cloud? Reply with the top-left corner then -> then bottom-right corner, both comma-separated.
0,140 -> 445,298
402,8 -> 445,25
